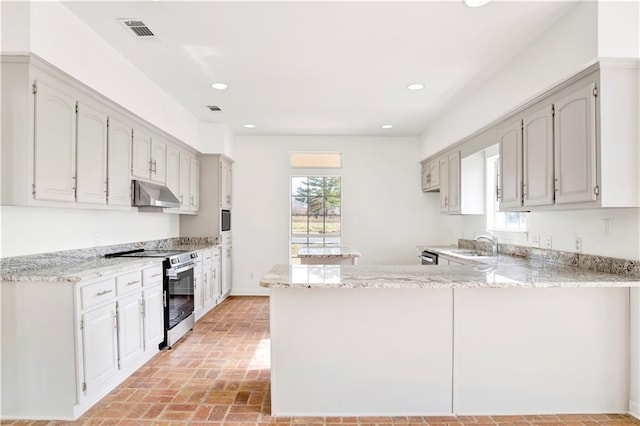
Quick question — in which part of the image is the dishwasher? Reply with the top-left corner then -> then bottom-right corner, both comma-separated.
420,250 -> 439,265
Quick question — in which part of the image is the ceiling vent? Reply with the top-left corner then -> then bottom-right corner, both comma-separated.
118,19 -> 159,40
207,105 -> 222,112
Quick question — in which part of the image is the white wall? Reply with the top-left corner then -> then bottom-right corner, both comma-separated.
597,1 -> 640,58
0,206 -> 179,258
419,1 -> 597,159
231,135 -> 437,295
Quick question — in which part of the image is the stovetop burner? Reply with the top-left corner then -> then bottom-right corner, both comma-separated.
108,249 -> 186,258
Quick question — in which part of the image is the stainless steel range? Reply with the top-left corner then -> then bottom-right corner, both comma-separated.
105,249 -> 197,348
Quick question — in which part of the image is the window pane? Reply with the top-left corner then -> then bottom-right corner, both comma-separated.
291,175 -> 342,264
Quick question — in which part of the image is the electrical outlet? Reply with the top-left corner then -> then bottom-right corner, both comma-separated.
575,238 -> 582,253
532,234 -> 540,247
545,236 -> 552,249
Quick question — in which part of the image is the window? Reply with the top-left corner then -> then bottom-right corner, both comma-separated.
486,155 -> 527,231
290,176 -> 341,264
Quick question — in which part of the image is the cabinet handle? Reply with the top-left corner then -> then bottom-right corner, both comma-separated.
96,289 -> 113,297
148,160 -> 153,173
151,273 -> 161,278
180,195 -> 184,206
152,160 -> 157,174
204,274 -> 207,284
496,186 -> 501,201
127,280 -> 139,286
190,195 -> 194,206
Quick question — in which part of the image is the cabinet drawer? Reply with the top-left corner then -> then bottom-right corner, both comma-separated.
81,278 -> 116,310
143,265 -> 163,286
221,234 -> 231,245
202,249 -> 214,263
116,270 -> 142,295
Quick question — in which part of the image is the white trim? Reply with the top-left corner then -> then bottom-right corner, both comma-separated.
630,399 -> 640,420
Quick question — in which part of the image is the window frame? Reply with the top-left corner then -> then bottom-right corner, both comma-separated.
289,174 -> 343,265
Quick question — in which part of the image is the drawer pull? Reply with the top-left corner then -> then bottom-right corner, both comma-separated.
96,289 -> 113,297
127,280 -> 140,286
151,273 -> 161,278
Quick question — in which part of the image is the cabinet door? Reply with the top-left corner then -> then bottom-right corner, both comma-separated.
165,144 -> 180,201
498,121 -> 523,210
523,105 -> 554,207
421,164 -> 430,192
179,151 -> 191,211
222,244 -> 232,295
221,160 -> 232,209
211,252 -> 221,301
190,157 -> 200,211
143,284 -> 164,348
439,157 -> 449,212
33,79 -> 77,202
131,130 -> 151,179
554,83 -> 597,205
150,139 -> 166,184
81,302 -> 118,394
107,117 -> 132,206
117,292 -> 144,368
203,262 -> 213,308
429,161 -> 440,189
447,152 -> 461,213
76,101 -> 108,205
194,260 -> 204,319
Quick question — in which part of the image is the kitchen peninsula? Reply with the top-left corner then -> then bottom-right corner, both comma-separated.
260,259 -> 639,417
297,246 -> 361,265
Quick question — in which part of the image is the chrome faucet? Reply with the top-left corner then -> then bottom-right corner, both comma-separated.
474,233 -> 498,257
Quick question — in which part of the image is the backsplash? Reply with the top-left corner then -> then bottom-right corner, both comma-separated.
459,239 -> 640,278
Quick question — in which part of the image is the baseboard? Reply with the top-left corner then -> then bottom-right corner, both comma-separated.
630,399 -> 639,420
230,288 -> 270,296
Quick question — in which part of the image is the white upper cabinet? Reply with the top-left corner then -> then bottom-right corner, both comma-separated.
221,159 -> 232,209
165,143 -> 180,202
553,83 -> 597,205
190,157 -> 200,211
131,132 -> 166,184
523,104 -> 554,207
421,160 -> 440,192
131,129 -> 152,180
498,120 -> 523,210
150,139 -> 167,184
107,116 -> 132,207
76,100 -> 108,205
33,77 -> 77,202
438,151 -> 460,214
179,151 -> 191,211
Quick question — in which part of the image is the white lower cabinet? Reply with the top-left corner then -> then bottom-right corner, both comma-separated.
116,292 -> 144,369
194,247 -> 222,321
0,262 -> 164,420
221,234 -> 232,297
81,301 -> 119,394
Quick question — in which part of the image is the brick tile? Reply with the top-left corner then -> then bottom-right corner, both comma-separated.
208,405 -> 230,421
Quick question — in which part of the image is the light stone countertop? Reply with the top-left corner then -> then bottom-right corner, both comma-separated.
1,257 -> 164,283
260,262 -> 640,289
297,247 -> 361,258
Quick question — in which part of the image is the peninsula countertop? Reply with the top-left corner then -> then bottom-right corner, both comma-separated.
297,247 -> 361,258
260,261 -> 640,289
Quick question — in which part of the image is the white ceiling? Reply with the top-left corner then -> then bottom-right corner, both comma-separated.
62,1 -> 577,137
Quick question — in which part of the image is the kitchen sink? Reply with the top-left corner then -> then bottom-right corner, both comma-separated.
442,249 -> 492,257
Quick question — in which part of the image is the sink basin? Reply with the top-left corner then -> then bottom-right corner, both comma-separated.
443,249 -> 492,257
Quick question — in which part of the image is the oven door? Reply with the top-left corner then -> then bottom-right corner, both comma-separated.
166,263 -> 195,330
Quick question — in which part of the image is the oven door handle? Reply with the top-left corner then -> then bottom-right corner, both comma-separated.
419,255 -> 435,263
166,262 -> 195,276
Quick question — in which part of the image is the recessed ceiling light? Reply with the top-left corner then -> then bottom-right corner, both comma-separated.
243,124 -> 256,129
211,82 -> 228,90
381,124 -> 393,129
407,83 -> 425,91
463,0 -> 490,7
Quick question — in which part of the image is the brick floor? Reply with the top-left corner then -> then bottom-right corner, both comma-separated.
4,296 -> 640,425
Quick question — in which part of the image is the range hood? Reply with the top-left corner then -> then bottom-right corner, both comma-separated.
131,180 -> 180,210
